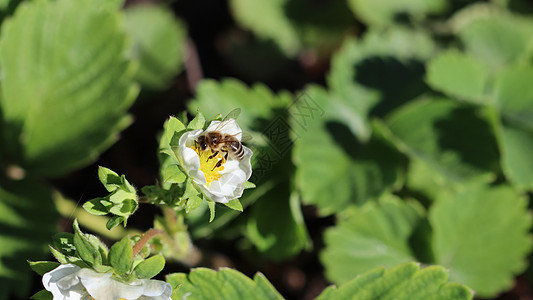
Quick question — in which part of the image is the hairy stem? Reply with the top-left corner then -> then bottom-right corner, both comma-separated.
132,228 -> 165,257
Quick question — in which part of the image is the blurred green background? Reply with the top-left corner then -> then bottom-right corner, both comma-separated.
1,0 -> 533,299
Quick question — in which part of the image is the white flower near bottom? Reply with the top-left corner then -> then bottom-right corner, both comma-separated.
42,264 -> 172,300
178,118 -> 253,203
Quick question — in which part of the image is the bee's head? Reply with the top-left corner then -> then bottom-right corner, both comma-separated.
206,131 -> 222,144
197,135 -> 208,151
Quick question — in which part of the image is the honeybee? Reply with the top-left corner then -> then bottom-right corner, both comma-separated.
197,131 -> 245,161
196,109 -> 246,170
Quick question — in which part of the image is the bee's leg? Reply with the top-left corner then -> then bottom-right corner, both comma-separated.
224,151 -> 229,161
207,151 -> 219,161
211,159 -> 223,171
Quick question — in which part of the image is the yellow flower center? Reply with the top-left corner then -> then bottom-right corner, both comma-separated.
190,146 -> 226,186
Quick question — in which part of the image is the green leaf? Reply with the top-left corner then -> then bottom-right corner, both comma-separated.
123,3 -> 186,89
0,0 -> 139,177
224,199 -> 243,212
30,290 -> 53,300
294,86 -> 403,215
94,0 -> 125,10
0,179 -> 58,299
163,164 -> 187,184
108,238 -> 133,275
73,220 -> 102,267
426,50 -> 489,104
28,261 -> 60,276
453,7 -> 533,70
383,97 -> 499,193
321,195 -> 424,284
430,185 -> 532,297
167,268 -> 283,300
327,28 -> 435,140
134,255 -> 165,279
246,185 -> 310,260
491,65 -> 533,189
187,112 -> 206,130
495,65 -> 533,129
98,167 -> 122,192
187,78 -> 292,131
316,262 -> 473,300
230,0 -> 298,56
229,0 -> 352,57
347,0 -> 447,26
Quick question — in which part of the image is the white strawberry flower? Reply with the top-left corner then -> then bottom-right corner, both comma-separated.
42,264 -> 172,300
178,118 -> 253,203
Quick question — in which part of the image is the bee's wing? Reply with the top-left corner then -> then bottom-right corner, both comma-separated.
222,108 -> 241,121
240,132 -> 253,143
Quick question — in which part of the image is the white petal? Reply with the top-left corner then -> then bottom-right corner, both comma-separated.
199,186 -> 228,203
179,129 -> 203,148
78,269 -> 143,300
180,147 -> 207,185
202,146 -> 253,203
205,119 -> 242,140
239,146 -> 253,181
178,129 -> 208,186
43,264 -> 85,300
138,279 -> 173,299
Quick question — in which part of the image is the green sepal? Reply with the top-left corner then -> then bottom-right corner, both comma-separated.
109,189 -> 137,204
160,116 -> 186,150
187,112 -> 206,130
98,166 -> 122,192
121,174 -> 136,193
109,198 -> 138,217
49,246 -> 68,264
98,167 -> 136,194
186,195 -> 203,213
49,246 -> 85,266
93,264 -> 114,274
86,233 -> 109,260
208,200 -> 216,222
109,237 -> 133,275
142,185 -> 160,202
224,199 -> 243,212
209,112 -> 223,122
183,179 -> 200,200
28,261 -> 60,276
30,290 -> 53,300
83,198 -> 112,216
134,254 -> 165,279
243,181 -> 256,189
163,164 -> 187,184
51,232 -> 77,257
160,149 -> 180,164
107,215 -> 125,230
72,220 -> 102,267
